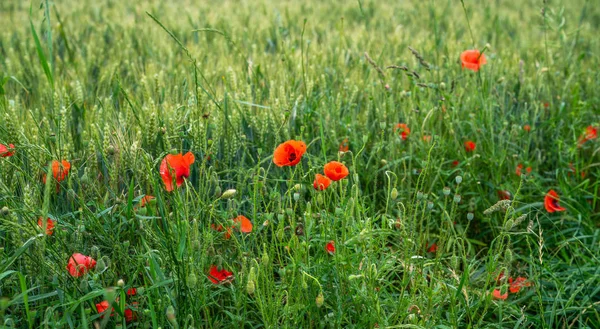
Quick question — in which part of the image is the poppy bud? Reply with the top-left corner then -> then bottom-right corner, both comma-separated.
293,192 -> 300,201
467,212 -> 474,221
453,194 -> 461,203
504,219 -> 514,231
416,191 -> 424,200
262,250 -> 270,267
505,249 -> 513,263
246,279 -> 255,295
0,206 -> 9,216
96,258 -> 107,272
187,273 -> 197,288
293,184 -> 301,191
390,188 -> 398,200
362,135 -> 369,144
427,201 -> 434,210
117,279 -> 125,287
214,186 -> 222,198
221,189 -> 237,199
302,276 -> 308,289
440,82 -> 446,89
315,292 -> 324,308
166,305 -> 176,325
442,187 -> 451,196
455,176 -> 462,184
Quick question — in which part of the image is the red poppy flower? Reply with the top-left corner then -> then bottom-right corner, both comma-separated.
460,50 -> 487,72
497,190 -> 512,200
160,152 -> 195,191
96,300 -> 112,317
313,174 -> 331,191
577,126 -> 598,147
427,243 -> 438,253
451,160 -> 459,167
43,160 -> 71,184
544,189 -> 566,213
523,125 -> 531,132
233,215 -> 253,233
37,217 -> 55,235
543,102 -> 550,108
208,265 -> 233,284
516,164 -> 532,176
339,138 -> 349,152
508,277 -> 532,293
326,240 -> 335,255
492,289 -> 508,300
66,253 -> 96,277
464,141 -> 476,152
0,143 -> 15,157
422,135 -> 432,143
273,140 -> 307,167
124,303 -> 138,322
140,195 -> 155,207
126,288 -> 137,296
394,123 -> 410,140
323,161 -> 349,181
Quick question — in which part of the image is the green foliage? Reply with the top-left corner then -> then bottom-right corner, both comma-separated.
0,0 -> 599,328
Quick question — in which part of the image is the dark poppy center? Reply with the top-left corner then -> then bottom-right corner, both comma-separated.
288,152 -> 297,162
551,199 -> 559,208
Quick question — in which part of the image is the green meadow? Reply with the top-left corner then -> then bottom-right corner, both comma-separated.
1,0 -> 599,327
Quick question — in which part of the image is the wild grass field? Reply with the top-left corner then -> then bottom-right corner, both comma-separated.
1,0 -> 599,328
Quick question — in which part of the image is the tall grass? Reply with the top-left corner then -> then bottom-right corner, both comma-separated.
1,0 -> 599,328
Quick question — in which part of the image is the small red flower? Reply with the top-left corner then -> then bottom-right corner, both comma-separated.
544,189 -> 566,213
208,265 -> 233,284
323,161 -> 349,181
523,125 -> 531,132
43,160 -> 71,184
126,288 -> 137,296
451,160 -> 459,167
427,243 -> 438,253
313,174 -> 331,191
96,300 -> 112,317
394,123 -> 410,140
577,126 -> 598,147
422,135 -> 432,143
509,276 -> 532,293
497,190 -> 512,200
124,302 -> 138,322
339,138 -> 349,153
0,143 -> 15,157
492,289 -> 508,300
233,215 -> 253,234
37,217 -> 56,235
66,253 -> 96,278
326,240 -> 335,255
160,152 -> 195,191
140,195 -> 155,207
460,50 -> 487,72
273,140 -> 307,167
464,141 -> 476,152
516,164 -> 532,176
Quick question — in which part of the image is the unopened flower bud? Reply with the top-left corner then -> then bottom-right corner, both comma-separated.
117,279 -> 125,287
455,176 -> 462,184
390,188 -> 398,200
221,189 -> 237,199
315,292 -> 324,308
246,279 -> 255,295
188,273 -> 197,288
453,194 -> 462,203
166,305 -> 176,325
442,187 -> 451,196
467,212 -> 474,221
